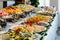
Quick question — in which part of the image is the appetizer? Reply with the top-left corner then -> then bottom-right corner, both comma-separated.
2,6 -> 22,13
13,25 -> 46,33
35,21 -> 49,26
32,7 -> 41,13
16,4 -> 34,12
0,10 -> 11,17
24,5 -> 34,12
26,15 -> 53,25
4,27 -> 36,40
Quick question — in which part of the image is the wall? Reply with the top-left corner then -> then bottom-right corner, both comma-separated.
44,0 -> 50,6
0,2 -> 3,9
7,1 -> 15,6
0,1 -> 15,8
50,0 -> 58,10
39,0 -> 50,6
58,0 -> 60,27
39,0 -> 45,6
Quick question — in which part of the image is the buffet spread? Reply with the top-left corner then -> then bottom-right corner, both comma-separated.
0,4 -> 57,40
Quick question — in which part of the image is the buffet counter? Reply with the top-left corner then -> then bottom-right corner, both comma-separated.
0,12 -> 58,40
0,4 -> 58,40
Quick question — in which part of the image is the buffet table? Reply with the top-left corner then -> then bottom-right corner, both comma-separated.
43,13 -> 58,40
0,12 -> 58,40
0,4 -> 58,40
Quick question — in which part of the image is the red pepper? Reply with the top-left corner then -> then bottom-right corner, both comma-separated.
16,28 -> 21,31
14,27 -> 21,31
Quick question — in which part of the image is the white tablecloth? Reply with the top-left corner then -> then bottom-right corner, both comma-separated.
43,13 -> 58,40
